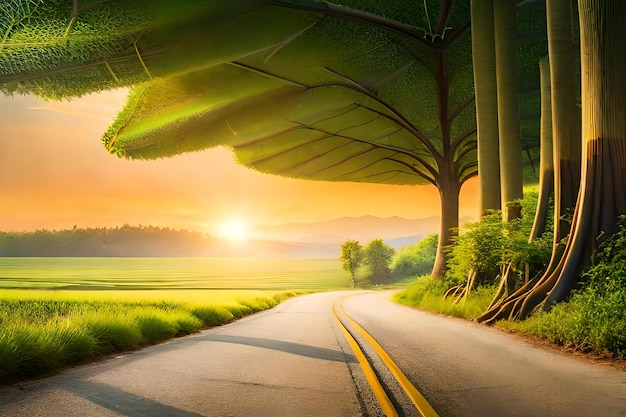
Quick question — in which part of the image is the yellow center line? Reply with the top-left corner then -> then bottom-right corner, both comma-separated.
335,296 -> 440,417
333,302 -> 399,417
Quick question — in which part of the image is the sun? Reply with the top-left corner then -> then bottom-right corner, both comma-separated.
217,218 -> 248,242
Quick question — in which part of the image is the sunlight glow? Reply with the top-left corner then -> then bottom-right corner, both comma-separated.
218,218 -> 248,242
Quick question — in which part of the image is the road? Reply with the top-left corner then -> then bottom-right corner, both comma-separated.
0,291 -> 624,417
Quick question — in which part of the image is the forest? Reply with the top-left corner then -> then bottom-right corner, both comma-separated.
0,226 -> 214,257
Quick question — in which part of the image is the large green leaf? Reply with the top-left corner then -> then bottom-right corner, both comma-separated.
100,0 -> 478,187
0,0 -> 548,186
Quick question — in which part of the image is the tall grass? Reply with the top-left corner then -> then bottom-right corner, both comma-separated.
0,290 -> 295,383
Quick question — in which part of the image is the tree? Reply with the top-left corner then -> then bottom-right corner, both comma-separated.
340,239 -> 363,288
528,56 -> 553,240
0,1 -> 547,279
494,0 -> 524,222
479,0 -> 626,322
98,1 -> 478,280
363,239 -> 395,284
471,0 -> 501,215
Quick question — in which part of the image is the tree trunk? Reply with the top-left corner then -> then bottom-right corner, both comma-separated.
478,0 -> 626,322
542,0 -> 626,307
546,0 -> 582,242
493,0 -> 524,221
432,171 -> 461,279
471,0 -> 501,215
529,56 -> 554,241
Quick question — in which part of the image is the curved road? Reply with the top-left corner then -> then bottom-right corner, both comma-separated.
0,291 -> 624,417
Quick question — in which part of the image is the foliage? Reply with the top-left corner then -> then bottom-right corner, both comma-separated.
0,290 -> 295,383
445,191 -> 552,288
499,217 -> 626,358
391,234 -> 438,278
393,276 -> 496,320
363,238 -> 395,284
340,239 -> 364,287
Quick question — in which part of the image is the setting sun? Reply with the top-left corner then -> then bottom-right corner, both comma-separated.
217,219 -> 248,242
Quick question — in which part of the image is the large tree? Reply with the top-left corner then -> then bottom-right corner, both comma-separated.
0,1 -> 548,279
479,0 -> 626,322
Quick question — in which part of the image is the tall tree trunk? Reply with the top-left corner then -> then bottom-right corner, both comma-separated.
546,0 -> 582,243
493,0 -> 524,222
471,0 -> 501,216
542,0 -> 626,307
529,56 -> 554,240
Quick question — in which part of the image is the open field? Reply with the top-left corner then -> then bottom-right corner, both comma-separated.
0,257 -> 351,383
0,257 -> 349,290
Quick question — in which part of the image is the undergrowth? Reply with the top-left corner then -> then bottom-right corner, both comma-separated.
498,217 -> 626,358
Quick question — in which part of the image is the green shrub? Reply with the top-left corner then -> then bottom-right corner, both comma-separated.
392,234 -> 438,278
363,239 -> 396,284
445,192 -> 551,289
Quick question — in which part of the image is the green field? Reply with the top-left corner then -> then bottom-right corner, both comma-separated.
0,257 -> 350,383
0,257 -> 349,290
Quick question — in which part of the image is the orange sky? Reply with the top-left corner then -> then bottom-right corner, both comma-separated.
0,90 -> 479,237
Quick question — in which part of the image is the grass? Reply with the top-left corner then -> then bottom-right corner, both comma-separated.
393,276 -> 496,320
0,257 -> 351,384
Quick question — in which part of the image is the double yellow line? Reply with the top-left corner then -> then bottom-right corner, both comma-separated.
333,298 -> 439,417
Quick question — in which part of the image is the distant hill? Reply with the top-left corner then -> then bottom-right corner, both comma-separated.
255,215 -> 440,246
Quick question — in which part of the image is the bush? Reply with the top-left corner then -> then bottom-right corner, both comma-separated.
363,238 -> 395,284
445,192 -> 552,289
392,234 -> 438,278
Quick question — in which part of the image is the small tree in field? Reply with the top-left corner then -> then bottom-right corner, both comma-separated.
364,239 -> 396,284
340,239 -> 363,288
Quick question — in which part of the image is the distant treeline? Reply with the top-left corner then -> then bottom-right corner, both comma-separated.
0,225 -> 216,257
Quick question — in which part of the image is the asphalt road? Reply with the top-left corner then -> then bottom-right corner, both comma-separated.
0,290 -> 624,417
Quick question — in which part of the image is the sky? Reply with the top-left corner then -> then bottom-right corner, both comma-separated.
0,89 -> 479,238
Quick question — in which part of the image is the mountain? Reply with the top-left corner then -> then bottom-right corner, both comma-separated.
254,215 -> 440,247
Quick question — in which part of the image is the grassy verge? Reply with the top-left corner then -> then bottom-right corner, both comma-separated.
0,289 -> 297,384
394,275 -> 625,360
393,276 -> 496,320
